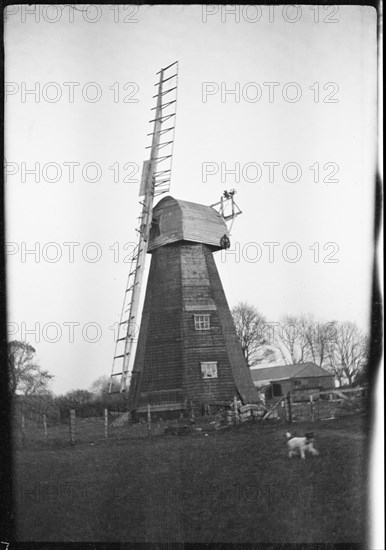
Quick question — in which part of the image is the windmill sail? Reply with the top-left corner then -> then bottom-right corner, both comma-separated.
109,62 -> 179,393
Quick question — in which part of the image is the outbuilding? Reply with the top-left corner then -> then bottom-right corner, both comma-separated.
250,362 -> 335,401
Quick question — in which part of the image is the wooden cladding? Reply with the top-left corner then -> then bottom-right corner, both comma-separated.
129,241 -> 258,411
148,196 -> 229,252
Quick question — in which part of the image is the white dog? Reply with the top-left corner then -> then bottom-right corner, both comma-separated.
286,432 -> 319,459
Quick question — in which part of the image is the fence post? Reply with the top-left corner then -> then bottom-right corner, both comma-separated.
285,392 -> 292,423
189,400 -> 195,424
43,414 -> 48,443
233,396 -> 240,424
310,395 -> 315,422
21,409 -> 26,447
147,403 -> 151,436
104,408 -> 108,439
69,409 -> 75,445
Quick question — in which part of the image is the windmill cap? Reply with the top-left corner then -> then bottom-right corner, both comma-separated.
148,196 -> 229,252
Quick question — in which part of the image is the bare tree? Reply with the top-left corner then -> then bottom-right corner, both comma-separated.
231,302 -> 274,367
271,315 -> 339,368
268,314 -> 368,386
8,340 -> 53,395
272,315 -> 310,365
326,321 -> 368,386
301,317 -> 338,368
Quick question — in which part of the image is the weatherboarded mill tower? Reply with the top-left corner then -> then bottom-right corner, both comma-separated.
127,196 -> 258,414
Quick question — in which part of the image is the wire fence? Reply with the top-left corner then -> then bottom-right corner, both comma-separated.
11,387 -> 367,449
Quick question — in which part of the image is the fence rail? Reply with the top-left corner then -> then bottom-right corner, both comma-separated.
12,388 -> 366,448
260,387 -> 366,423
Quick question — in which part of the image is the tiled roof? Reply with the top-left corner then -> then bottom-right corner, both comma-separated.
250,362 -> 333,384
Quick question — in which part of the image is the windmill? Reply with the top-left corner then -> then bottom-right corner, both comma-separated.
109,63 -> 258,415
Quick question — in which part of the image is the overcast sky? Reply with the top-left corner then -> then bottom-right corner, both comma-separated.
5,5 -> 377,394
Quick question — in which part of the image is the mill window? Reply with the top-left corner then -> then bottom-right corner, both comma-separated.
194,314 -> 211,330
201,362 -> 218,379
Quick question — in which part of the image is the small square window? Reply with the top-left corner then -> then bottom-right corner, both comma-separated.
194,314 -> 211,330
201,362 -> 218,379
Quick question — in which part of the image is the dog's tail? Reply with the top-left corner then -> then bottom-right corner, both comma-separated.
286,432 -> 292,440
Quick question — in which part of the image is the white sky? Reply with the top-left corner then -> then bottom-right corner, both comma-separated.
4,4 -> 377,395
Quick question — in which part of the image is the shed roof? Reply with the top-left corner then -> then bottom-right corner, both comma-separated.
250,363 -> 333,386
148,196 -> 228,252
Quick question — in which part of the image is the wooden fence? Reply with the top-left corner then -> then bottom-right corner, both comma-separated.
13,387 -> 366,447
261,387 -> 366,423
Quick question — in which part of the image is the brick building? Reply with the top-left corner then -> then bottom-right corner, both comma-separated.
128,196 -> 258,414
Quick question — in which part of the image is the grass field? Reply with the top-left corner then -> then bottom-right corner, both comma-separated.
13,414 -> 367,544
